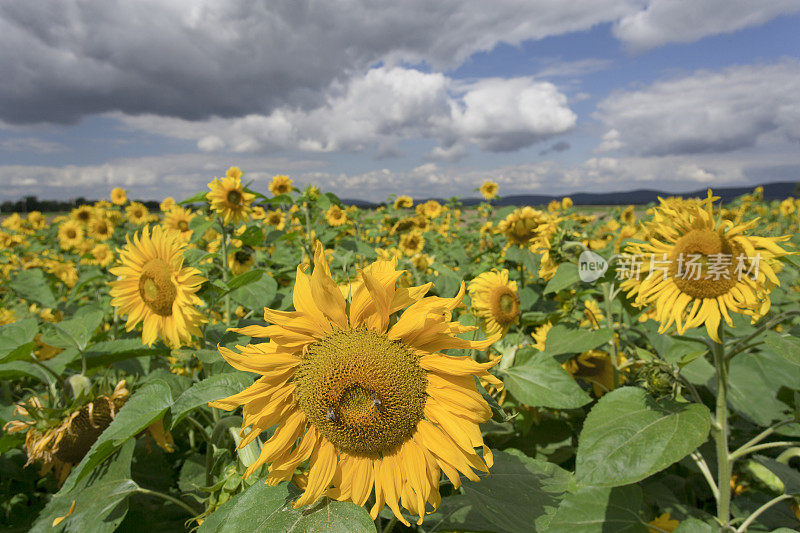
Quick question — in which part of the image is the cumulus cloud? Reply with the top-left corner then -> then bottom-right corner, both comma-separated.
614,0 -> 800,51
115,67 -> 577,159
594,61 -> 800,156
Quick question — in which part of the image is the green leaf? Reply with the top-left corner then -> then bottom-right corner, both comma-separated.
61,380 -> 173,492
575,387 -> 711,487
431,264 -> 463,298
239,226 -> 265,247
80,339 -> 169,370
0,318 -> 38,363
544,263 -> 580,294
231,273 -> 278,311
189,216 -> 215,243
753,456 -> 800,495
31,439 -> 138,533
171,373 -> 255,428
197,481 -> 375,533
765,332 -> 800,367
226,269 -> 264,291
41,305 -> 104,351
505,246 -> 540,279
8,268 -> 57,308
543,325 -> 613,356
461,450 -> 571,532
728,349 -> 800,426
546,485 -> 646,533
503,349 -> 592,409
673,518 -> 715,532
180,190 -> 210,205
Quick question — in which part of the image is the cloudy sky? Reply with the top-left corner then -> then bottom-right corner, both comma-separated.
1,1 -> 799,202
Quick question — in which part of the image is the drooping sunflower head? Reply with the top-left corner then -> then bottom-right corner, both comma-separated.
399,231 -> 425,256
325,205 -> 348,227
57,220 -> 85,250
125,202 -> 150,225
210,242 -> 502,525
394,195 -> 413,209
110,187 -> 127,205
468,269 -> 520,337
109,225 -> 207,347
268,174 -> 293,196
479,180 -> 499,200
207,174 -> 255,225
622,191 -> 793,342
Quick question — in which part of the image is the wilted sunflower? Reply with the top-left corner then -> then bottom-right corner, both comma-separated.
163,206 -> 195,241
325,205 -> 348,227
479,180 -> 499,200
269,174 -> 293,196
110,187 -> 127,205
57,220 -> 84,250
468,269 -> 520,337
394,195 -> 414,209
126,202 -> 150,225
109,225 -> 207,347
210,243 -> 501,526
399,231 -> 425,256
207,173 -> 255,225
622,191 -> 792,342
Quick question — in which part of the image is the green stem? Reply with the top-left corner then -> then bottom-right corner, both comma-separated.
729,441 -> 796,461
219,218 -> 231,327
135,487 -> 198,516
602,283 -> 620,389
690,451 -> 720,500
712,327 -> 732,530
382,516 -> 398,533
735,494 -> 793,533
727,310 -> 800,359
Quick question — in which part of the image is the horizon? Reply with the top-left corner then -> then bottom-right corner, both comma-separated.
1,2 -> 800,202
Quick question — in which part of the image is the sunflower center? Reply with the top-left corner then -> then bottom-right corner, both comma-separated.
138,259 -> 177,316
295,329 -> 427,457
670,229 -> 740,298
66,229 -> 77,239
178,220 -> 189,231
491,287 -> 520,324
226,190 -> 242,206
234,251 -> 250,264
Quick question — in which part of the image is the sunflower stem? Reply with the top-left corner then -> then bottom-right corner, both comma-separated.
382,516 -> 398,533
601,282 -> 620,389
735,494 -> 793,533
712,326 -> 733,531
219,217 -> 231,328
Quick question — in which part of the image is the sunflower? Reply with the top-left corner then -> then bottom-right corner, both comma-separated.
90,243 -> 115,267
468,270 -> 520,337
163,206 -> 195,241
57,220 -> 85,250
207,174 -> 255,225
70,205 -> 94,225
87,214 -> 115,241
399,231 -> 425,256
394,195 -> 414,209
531,321 -> 553,351
160,196 -> 176,213
416,200 -> 442,219
562,197 -> 573,209
325,205 -> 348,227
269,174 -> 293,196
479,180 -> 499,200
622,191 -> 792,343
265,209 -> 286,230
497,207 -> 549,247
210,243 -> 501,525
647,513 -> 680,533
229,249 -> 255,276
562,350 -> 625,397
126,202 -> 150,225
109,225 -> 207,347
110,187 -> 127,205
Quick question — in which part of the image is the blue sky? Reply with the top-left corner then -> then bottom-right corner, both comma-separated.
1,1 -> 799,202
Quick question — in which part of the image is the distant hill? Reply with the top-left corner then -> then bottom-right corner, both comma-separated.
348,181 -> 798,208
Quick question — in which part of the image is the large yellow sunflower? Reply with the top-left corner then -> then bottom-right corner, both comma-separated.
622,191 -> 792,342
87,214 -> 115,241
57,220 -> 85,250
109,225 -> 207,347
110,187 -> 127,205
207,173 -> 254,225
468,269 -> 520,337
210,243 -> 501,525
399,231 -> 425,256
125,202 -> 150,225
325,205 -> 348,227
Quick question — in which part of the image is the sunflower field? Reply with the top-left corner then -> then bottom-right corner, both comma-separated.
2,169 -> 800,533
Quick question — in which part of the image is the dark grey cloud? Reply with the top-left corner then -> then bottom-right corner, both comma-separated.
539,140 -> 571,155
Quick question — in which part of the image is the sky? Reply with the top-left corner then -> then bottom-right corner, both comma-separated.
1,0 -> 799,203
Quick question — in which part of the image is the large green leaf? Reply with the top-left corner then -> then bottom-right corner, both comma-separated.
171,373 -> 255,428
231,272 -> 278,311
544,263 -> 580,294
426,495 -> 498,532
546,485 -> 646,533
461,449 -> 571,533
198,481 -> 375,533
8,268 -> 57,308
575,387 -> 711,487
41,305 -> 104,351
0,318 -> 38,363
728,349 -> 800,426
503,350 -> 592,409
764,332 -> 800,367
226,269 -> 264,292
81,339 -> 170,370
61,380 -> 173,492
673,518 -> 715,532
31,439 -> 138,533
543,325 -> 613,356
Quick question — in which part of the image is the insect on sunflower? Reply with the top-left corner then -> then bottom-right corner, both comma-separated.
621,191 -> 792,342
109,225 -> 207,347
210,242 -> 502,525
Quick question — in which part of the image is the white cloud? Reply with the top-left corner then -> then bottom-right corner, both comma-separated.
0,137 -> 68,153
115,67 -> 577,159
594,61 -> 800,156
614,0 -> 800,51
